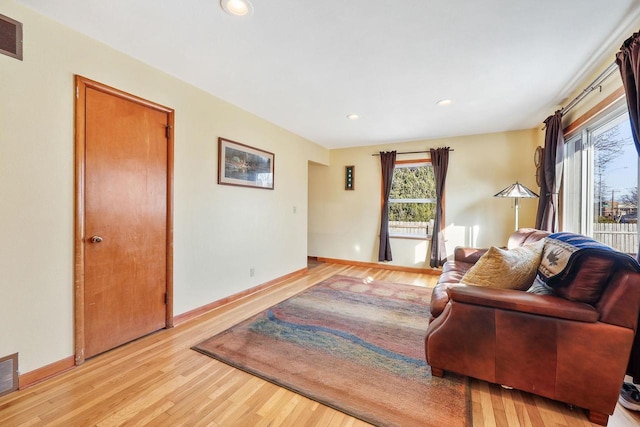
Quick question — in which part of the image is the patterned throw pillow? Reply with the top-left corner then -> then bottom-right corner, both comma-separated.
460,239 -> 545,290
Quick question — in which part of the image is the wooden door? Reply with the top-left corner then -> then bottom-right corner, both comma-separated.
75,76 -> 174,361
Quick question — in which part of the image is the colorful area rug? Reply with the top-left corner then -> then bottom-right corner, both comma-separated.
193,275 -> 470,427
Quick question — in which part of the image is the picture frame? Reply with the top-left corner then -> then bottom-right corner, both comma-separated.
534,146 -> 543,167
218,137 -> 274,190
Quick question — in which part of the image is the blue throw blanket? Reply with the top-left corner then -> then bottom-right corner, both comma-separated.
538,232 -> 640,287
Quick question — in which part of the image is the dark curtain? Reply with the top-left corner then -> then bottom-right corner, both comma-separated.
617,31 -> 640,262
616,30 -> 640,382
617,31 -> 640,158
378,151 -> 396,262
534,111 -> 564,232
429,147 -> 450,268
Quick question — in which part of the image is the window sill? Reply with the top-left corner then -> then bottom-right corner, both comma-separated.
390,234 -> 431,241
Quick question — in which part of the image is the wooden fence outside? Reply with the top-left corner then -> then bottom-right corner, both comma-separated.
389,220 -> 432,236
389,221 -> 638,254
592,223 -> 638,254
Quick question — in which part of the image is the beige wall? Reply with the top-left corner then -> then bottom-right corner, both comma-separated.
4,0 -> 636,377
553,13 -> 640,130
309,129 -> 541,267
0,1 -> 328,374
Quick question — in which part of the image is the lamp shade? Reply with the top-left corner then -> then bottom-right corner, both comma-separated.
494,181 -> 538,198
494,181 -> 539,231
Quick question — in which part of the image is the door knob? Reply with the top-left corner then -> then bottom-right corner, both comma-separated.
90,235 -> 103,243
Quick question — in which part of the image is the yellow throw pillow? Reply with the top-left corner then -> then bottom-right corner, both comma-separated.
460,239 -> 545,290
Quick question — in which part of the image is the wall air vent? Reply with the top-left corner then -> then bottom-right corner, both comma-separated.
0,14 -> 23,60
0,353 -> 18,397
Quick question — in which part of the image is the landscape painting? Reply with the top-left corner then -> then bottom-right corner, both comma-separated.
218,137 -> 274,189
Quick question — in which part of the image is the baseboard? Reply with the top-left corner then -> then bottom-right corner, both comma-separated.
17,268 -> 308,388
19,356 -> 75,390
174,267 -> 308,325
316,257 -> 441,275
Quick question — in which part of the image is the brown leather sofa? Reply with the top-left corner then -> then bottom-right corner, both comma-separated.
425,228 -> 640,425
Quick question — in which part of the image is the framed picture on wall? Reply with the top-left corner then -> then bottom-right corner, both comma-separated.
218,137 -> 275,189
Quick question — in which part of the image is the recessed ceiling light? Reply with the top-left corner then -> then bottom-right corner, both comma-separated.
220,0 -> 253,16
347,114 -> 359,120
436,99 -> 452,106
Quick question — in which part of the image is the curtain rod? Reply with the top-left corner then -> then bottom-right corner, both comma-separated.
560,61 -> 619,117
371,149 -> 454,157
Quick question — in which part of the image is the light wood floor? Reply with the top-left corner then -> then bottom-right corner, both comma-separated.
1,262 -> 640,426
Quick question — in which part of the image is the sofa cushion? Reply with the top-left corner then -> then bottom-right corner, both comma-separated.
460,239 -> 545,291
430,261 -> 474,318
442,260 -> 473,277
507,228 -> 550,249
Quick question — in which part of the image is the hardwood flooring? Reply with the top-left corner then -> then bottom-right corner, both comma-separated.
1,262 -> 639,426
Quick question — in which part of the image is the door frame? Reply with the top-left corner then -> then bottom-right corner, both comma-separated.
74,75 -> 175,365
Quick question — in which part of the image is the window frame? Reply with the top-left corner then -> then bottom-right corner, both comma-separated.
563,103 -> 629,234
388,158 -> 437,240
562,95 -> 639,255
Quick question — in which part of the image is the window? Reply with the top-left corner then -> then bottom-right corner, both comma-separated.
388,160 -> 437,238
563,103 -> 638,254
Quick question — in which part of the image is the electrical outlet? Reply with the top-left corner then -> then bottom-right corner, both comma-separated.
250,267 -> 255,277
293,206 -> 297,214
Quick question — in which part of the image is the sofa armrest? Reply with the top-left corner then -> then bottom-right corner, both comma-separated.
453,246 -> 488,264
448,285 -> 599,323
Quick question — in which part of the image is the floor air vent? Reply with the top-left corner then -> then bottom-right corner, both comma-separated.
0,353 -> 18,397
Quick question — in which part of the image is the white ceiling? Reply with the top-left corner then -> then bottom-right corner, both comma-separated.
15,0 -> 640,149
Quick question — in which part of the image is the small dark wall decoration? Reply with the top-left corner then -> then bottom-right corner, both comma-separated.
345,165 -> 355,190
0,14 -> 23,61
